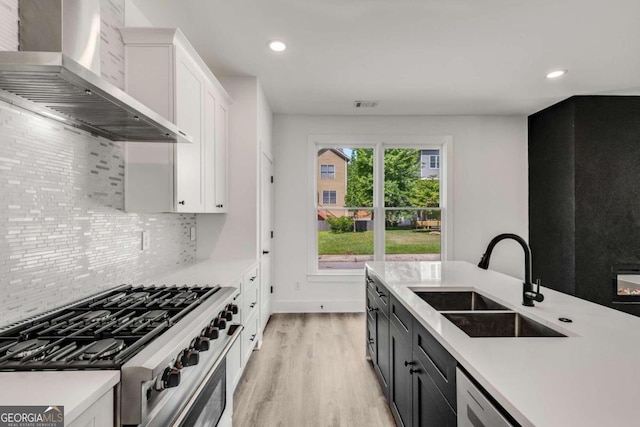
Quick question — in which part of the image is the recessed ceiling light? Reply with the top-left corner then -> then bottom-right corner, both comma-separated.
267,40 -> 287,52
546,70 -> 567,79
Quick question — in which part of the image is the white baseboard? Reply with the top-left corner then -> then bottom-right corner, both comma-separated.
273,299 -> 363,313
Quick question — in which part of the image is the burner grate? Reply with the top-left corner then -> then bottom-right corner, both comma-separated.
0,284 -> 221,370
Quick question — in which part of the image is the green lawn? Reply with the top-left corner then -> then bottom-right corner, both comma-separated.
318,229 -> 440,255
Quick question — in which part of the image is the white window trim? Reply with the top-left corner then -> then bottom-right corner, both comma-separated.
307,134 -> 453,278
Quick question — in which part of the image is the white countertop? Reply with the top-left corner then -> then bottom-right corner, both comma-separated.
151,257 -> 257,286
366,261 -> 640,427
0,370 -> 119,424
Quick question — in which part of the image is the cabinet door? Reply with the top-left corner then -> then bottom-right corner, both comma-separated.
214,100 -> 228,211
204,86 -> 217,212
175,49 -> 204,212
390,326 -> 413,427
242,310 -> 259,366
377,310 -> 390,400
413,360 -> 456,427
367,315 -> 377,362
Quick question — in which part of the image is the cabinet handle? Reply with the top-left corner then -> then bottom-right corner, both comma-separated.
250,334 -> 256,342
250,276 -> 256,282
178,200 -> 185,205
404,360 -> 415,367
409,368 -> 420,375
262,250 -> 270,255
368,338 -> 374,345
367,306 -> 377,312
250,302 -> 257,308
216,204 -> 223,208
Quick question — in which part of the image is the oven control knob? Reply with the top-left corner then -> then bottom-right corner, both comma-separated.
213,316 -> 227,330
203,325 -> 219,340
155,367 -> 180,391
222,310 -> 233,321
193,336 -> 210,351
227,304 -> 239,314
181,349 -> 199,367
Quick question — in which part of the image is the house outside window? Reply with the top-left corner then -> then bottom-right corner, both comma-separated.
322,190 -> 337,204
420,149 -> 440,179
320,164 -> 335,179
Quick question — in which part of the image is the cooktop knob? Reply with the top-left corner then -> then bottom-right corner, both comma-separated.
155,367 -> 180,391
181,348 -> 199,367
203,324 -> 219,340
193,336 -> 210,351
222,310 -> 233,321
213,316 -> 227,330
227,304 -> 239,314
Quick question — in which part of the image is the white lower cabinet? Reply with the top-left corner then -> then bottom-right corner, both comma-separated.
227,335 -> 243,391
224,263 -> 263,391
67,389 -> 114,427
242,310 -> 260,367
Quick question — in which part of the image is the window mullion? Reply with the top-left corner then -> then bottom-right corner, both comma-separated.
374,142 -> 385,261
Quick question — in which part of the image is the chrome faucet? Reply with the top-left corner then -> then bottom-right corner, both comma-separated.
477,233 -> 544,307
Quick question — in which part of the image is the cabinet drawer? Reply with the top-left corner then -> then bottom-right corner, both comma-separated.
243,281 -> 259,321
370,276 -> 390,318
366,271 -> 376,293
244,266 -> 259,287
390,295 -> 413,343
413,320 -> 457,408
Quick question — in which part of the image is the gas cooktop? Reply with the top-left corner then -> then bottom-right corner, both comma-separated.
0,284 -> 222,370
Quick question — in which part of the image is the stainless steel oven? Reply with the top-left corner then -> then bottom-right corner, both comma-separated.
140,324 -> 242,427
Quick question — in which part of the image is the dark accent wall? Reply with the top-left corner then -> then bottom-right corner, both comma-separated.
529,96 -> 640,316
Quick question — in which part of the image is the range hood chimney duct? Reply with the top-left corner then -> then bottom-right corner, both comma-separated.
0,0 -> 191,143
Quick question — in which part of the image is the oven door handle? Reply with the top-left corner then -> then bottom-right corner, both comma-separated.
171,324 -> 244,427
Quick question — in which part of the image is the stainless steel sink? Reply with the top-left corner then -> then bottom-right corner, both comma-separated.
413,291 -> 509,311
442,312 -> 567,338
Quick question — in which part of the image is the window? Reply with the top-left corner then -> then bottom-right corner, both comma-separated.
311,139 -> 448,274
429,154 -> 440,169
322,190 -> 337,204
320,164 -> 335,179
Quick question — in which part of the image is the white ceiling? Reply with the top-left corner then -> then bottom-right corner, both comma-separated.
130,0 -> 640,115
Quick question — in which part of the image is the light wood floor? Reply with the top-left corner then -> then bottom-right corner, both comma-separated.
233,313 -> 395,427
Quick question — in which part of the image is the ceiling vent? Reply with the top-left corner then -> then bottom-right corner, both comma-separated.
353,100 -> 379,108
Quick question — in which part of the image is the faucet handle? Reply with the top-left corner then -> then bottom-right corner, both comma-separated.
533,279 -> 545,302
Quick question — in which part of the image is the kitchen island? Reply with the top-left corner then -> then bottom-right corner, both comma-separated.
366,261 -> 640,427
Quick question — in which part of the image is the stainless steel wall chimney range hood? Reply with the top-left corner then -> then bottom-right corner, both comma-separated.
0,0 -> 192,143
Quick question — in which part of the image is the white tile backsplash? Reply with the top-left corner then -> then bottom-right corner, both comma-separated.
0,103 -> 197,327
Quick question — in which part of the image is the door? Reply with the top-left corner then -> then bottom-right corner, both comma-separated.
260,150 -> 274,333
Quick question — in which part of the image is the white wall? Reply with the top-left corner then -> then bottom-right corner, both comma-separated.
272,115 -> 528,313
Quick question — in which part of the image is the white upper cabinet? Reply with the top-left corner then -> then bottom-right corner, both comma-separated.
205,84 -> 228,212
120,28 -> 231,213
